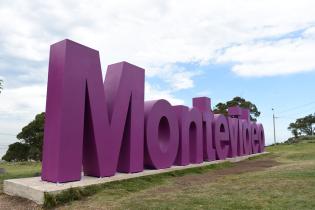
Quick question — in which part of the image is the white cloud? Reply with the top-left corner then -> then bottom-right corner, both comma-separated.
145,82 -> 184,105
0,85 -> 46,120
0,85 -> 46,152
2,0 -> 315,81
1,0 -> 315,145
216,28 -> 315,76
147,64 -> 202,91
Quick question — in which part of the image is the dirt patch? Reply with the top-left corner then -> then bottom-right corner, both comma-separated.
159,157 -> 281,192
217,158 -> 280,175
0,194 -> 40,210
178,158 -> 279,185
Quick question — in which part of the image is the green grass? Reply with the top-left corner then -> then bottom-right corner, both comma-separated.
61,140 -> 315,210
43,161 -> 233,208
0,161 -> 41,191
1,138 -> 315,209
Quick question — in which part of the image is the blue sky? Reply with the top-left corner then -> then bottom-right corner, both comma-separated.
145,62 -> 315,145
1,0 -> 315,156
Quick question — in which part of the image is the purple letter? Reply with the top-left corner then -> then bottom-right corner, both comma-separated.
251,123 -> 260,153
242,120 -> 252,155
257,124 -> 265,152
227,118 -> 238,157
193,97 -> 216,161
42,40 -> 144,183
144,100 -> 179,169
213,114 -> 230,160
175,106 -> 203,165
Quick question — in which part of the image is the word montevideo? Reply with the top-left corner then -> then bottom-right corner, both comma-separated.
41,39 -> 265,183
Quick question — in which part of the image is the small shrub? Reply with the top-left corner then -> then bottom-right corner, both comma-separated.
43,193 -> 57,209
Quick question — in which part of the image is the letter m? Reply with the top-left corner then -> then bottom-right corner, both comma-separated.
41,40 -> 144,183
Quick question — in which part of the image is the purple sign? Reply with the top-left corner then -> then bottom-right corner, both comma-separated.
41,39 -> 265,183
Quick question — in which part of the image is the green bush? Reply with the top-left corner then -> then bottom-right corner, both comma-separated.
2,112 -> 45,162
2,142 -> 30,161
283,135 -> 315,145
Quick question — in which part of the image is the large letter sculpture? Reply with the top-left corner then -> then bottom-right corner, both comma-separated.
42,40 -> 144,182
193,97 -> 216,161
144,100 -> 179,169
41,39 -> 266,183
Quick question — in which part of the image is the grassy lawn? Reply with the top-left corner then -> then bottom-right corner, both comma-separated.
0,139 -> 315,209
60,140 -> 315,210
0,161 -> 41,191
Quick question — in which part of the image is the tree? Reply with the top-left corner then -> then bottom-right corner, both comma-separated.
213,96 -> 261,121
17,112 -> 45,161
2,112 -> 45,161
288,114 -> 315,137
2,142 -> 30,162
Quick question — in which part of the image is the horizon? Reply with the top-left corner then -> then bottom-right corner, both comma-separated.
1,0 -> 315,157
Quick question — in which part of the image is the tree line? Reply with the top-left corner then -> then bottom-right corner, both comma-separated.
288,114 -> 315,138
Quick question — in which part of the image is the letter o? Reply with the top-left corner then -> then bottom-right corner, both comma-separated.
144,100 -> 179,169
242,121 -> 252,155
257,124 -> 265,153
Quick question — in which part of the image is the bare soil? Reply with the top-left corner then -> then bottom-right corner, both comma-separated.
0,194 -> 40,210
147,158 -> 280,194
176,158 -> 279,185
